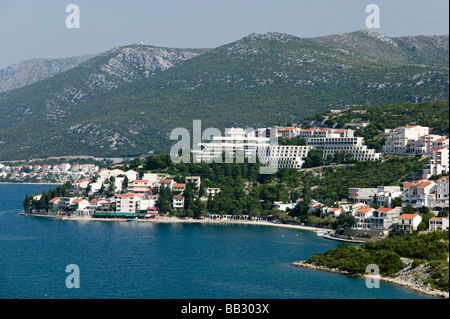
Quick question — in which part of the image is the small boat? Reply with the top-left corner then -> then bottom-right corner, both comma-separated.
316,231 -> 327,237
127,217 -> 138,222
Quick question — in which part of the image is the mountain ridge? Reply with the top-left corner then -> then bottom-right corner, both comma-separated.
0,30 -> 448,160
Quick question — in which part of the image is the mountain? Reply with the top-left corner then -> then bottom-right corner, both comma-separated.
0,30 -> 448,160
0,55 -> 96,93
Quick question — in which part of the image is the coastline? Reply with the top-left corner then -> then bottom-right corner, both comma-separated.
291,261 -> 449,299
0,182 -> 62,185
18,212 -> 448,299
17,211 -> 327,232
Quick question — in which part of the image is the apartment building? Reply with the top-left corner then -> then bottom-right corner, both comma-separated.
304,128 -> 381,161
422,146 -> 449,179
435,176 -> 449,207
116,194 -> 140,213
383,125 -> 430,153
257,145 -> 313,169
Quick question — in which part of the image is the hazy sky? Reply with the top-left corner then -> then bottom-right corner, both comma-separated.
0,0 -> 448,69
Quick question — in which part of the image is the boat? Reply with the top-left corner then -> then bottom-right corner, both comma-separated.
316,231 -> 328,237
127,217 -> 138,222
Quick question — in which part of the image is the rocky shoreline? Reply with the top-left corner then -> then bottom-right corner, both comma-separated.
292,259 -> 449,299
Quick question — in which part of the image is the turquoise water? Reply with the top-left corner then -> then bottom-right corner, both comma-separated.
0,184 -> 435,299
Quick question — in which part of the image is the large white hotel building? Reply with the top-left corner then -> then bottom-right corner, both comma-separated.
193,126 -> 381,169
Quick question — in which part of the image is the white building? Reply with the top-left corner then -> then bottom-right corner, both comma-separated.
193,127 -> 270,162
367,207 -> 402,230
429,217 -> 449,231
396,213 -> 422,232
173,196 -> 185,210
348,188 -> 378,204
257,145 -> 313,170
383,125 -> 430,153
128,179 -> 152,195
185,176 -> 201,189
401,179 -> 437,208
304,128 -> 381,161
422,146 -> 449,179
354,207 -> 374,228
435,176 -> 449,207
116,194 -> 140,213
376,186 -> 403,208
125,170 -> 139,183
204,188 -> 221,197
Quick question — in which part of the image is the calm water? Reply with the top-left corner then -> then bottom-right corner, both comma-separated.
0,184 -> 435,299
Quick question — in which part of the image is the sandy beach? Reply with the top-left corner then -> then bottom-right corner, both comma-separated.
18,212 -> 327,232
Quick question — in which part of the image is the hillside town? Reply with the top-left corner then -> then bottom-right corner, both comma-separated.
8,123 -> 448,237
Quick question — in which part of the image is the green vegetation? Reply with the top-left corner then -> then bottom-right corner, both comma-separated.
135,152 -> 425,220
306,231 -> 449,291
23,182 -> 72,211
306,100 -> 449,151
0,31 -> 447,160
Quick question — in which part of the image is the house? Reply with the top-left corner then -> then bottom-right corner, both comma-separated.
128,180 -> 151,195
348,188 -> 378,204
72,198 -> 90,210
350,202 -> 369,215
308,200 -> 323,212
125,170 -> 139,183
49,197 -> 62,209
173,196 -> 185,210
172,183 -> 186,192
435,176 -> 449,207
273,201 -> 297,212
116,194 -> 140,213
72,179 -> 91,194
429,217 -> 449,231
142,173 -> 160,186
376,186 -> 403,208
367,207 -> 402,230
99,169 -> 123,179
72,198 -> 91,217
401,179 -> 437,208
328,207 -> 343,218
354,207 -> 374,228
396,214 -> 422,232
137,199 -> 157,211
185,176 -> 201,189
159,179 -> 174,190
49,197 -> 76,210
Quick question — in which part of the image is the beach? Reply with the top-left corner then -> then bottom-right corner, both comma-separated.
19,212 -> 327,232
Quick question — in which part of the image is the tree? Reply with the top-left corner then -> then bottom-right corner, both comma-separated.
23,194 -> 32,211
158,185 -> 173,213
303,149 -> 324,168
403,203 -> 415,214
122,176 -> 129,190
183,184 -> 195,211
334,212 -> 355,230
128,157 -> 141,170
391,197 -> 403,208
371,194 -> 380,209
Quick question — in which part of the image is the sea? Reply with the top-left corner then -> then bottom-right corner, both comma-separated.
0,184 -> 436,299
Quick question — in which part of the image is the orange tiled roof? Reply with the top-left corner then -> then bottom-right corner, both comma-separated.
399,214 -> 418,220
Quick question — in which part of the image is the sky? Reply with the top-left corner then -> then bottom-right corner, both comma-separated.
0,0 -> 449,69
